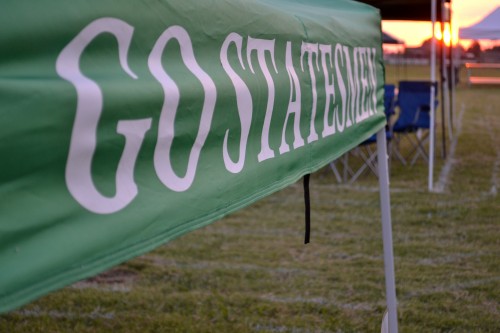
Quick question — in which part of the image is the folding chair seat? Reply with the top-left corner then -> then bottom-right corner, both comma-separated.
392,81 -> 437,165
343,84 -> 396,183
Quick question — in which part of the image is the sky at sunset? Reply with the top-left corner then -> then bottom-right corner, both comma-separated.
381,0 -> 500,48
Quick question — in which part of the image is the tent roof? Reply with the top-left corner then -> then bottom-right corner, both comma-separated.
356,0 -> 445,21
382,31 -> 404,44
459,7 -> 500,40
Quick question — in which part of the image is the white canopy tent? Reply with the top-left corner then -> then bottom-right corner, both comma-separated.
459,7 -> 500,40
1,3 -> 400,333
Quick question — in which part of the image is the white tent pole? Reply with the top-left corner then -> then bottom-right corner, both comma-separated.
429,0 -> 437,191
440,0 -> 449,159
449,1 -> 456,140
376,129 -> 398,333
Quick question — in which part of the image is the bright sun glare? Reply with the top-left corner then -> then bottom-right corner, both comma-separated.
435,22 -> 456,47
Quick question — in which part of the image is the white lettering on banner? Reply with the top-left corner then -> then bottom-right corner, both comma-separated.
56,18 -> 152,214
301,42 -> 320,143
319,43 -> 336,138
352,48 -> 362,124
342,45 -> 356,129
149,25 -> 217,192
246,37 -> 278,162
58,17 -> 380,214
367,47 -> 378,116
334,43 -> 347,133
279,41 -> 304,155
357,47 -> 370,123
220,33 -> 253,173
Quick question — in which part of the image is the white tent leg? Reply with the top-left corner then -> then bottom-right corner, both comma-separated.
449,1 -> 456,140
429,0 -> 437,192
429,85 -> 436,191
376,129 -> 398,333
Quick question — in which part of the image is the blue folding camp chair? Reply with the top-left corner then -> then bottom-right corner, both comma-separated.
392,81 -> 438,165
346,84 -> 396,183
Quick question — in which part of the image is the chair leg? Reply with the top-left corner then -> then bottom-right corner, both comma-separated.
394,130 -> 431,166
349,145 -> 378,183
342,153 -> 354,182
391,133 -> 407,165
329,160 -> 343,183
329,153 -> 354,183
360,145 -> 379,175
406,130 -> 429,165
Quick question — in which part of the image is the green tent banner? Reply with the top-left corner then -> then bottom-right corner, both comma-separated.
0,0 -> 385,312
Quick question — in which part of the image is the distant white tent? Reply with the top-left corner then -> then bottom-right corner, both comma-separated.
382,31 -> 403,44
459,7 -> 500,40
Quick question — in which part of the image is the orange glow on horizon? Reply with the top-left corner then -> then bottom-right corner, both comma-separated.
435,23 -> 457,47
381,1 -> 500,49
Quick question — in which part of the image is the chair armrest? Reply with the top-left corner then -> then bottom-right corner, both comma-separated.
418,104 -> 431,112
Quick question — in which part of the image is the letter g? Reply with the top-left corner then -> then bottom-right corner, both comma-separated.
56,18 -> 152,214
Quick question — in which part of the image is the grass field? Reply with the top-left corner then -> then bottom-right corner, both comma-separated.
1,65 -> 499,332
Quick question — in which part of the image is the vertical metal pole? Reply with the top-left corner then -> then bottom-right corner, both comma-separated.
449,1 -> 455,139
429,0 -> 437,191
376,129 -> 398,333
440,0 -> 447,159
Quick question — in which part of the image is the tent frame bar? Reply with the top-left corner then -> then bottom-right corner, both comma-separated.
429,0 -> 437,192
376,129 -> 398,333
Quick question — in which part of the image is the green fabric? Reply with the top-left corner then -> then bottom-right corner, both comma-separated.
0,0 -> 385,312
